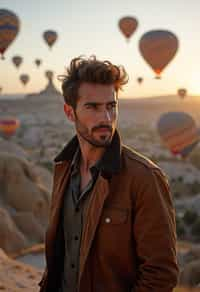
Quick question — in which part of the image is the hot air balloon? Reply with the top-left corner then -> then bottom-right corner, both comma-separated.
177,88 -> 187,99
35,58 -> 42,67
157,112 -> 199,158
12,55 -> 22,68
137,77 -> 143,85
45,70 -> 53,80
118,16 -> 138,41
139,30 -> 179,78
43,30 -> 57,49
0,9 -> 20,59
20,74 -> 30,86
0,118 -> 20,138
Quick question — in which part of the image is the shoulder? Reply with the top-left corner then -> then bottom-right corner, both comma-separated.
121,144 -> 168,182
122,144 -> 159,170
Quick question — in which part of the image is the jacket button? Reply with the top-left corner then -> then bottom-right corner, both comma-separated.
105,217 -> 111,223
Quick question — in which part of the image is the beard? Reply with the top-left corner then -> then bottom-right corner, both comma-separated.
74,115 -> 114,148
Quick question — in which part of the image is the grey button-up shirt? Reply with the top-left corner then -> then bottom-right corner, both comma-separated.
60,148 -> 100,292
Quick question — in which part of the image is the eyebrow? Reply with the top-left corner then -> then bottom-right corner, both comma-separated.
84,101 -> 117,106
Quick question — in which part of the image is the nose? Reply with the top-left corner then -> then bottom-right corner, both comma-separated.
100,109 -> 111,123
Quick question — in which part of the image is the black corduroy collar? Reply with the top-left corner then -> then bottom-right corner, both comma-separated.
54,130 -> 122,176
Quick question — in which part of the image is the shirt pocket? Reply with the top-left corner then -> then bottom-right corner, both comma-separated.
101,207 -> 128,225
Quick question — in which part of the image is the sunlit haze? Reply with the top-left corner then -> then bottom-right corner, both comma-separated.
1,0 -> 200,98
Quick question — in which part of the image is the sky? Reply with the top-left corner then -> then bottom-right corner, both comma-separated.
1,0 -> 200,98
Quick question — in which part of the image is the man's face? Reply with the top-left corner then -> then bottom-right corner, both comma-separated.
65,82 -> 118,147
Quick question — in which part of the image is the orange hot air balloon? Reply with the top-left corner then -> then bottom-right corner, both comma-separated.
137,77 -> 143,84
35,58 -> 42,67
157,112 -> 199,158
139,30 -> 179,78
118,16 -> 138,41
0,9 -> 20,59
43,30 -> 57,49
12,55 -> 22,68
0,118 -> 20,138
20,74 -> 30,86
178,88 -> 187,99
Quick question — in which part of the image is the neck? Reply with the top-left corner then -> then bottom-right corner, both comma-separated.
77,134 -> 106,173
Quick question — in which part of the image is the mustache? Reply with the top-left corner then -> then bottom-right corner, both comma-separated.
92,125 -> 112,132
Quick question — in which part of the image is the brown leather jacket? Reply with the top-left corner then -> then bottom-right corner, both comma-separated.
39,131 -> 179,292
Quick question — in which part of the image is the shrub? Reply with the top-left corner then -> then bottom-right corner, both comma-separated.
191,218 -> 200,239
183,209 -> 199,226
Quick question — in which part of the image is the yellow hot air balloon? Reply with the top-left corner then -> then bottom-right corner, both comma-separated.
118,16 -> 138,41
20,74 -> 30,86
12,55 -> 22,68
177,88 -> 187,99
43,30 -> 57,49
139,30 -> 179,78
0,9 -> 20,59
0,118 -> 20,138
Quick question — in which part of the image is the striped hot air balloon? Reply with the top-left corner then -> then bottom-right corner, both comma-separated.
157,112 -> 199,158
0,9 -> 20,59
0,118 -> 20,138
139,30 -> 179,78
43,30 -> 57,49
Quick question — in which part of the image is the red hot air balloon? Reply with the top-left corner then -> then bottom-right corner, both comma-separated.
0,118 -> 20,138
118,16 -> 138,41
20,74 -> 30,86
0,9 -> 20,59
178,88 -> 187,99
139,30 -> 179,78
12,55 -> 22,68
35,58 -> 42,67
157,112 -> 199,158
43,30 -> 57,49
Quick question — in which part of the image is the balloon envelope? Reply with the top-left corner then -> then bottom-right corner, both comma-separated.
139,30 -> 179,78
0,118 -> 20,137
43,30 -> 57,48
118,16 -> 138,40
137,77 -> 143,84
178,88 -> 187,99
12,55 -> 22,68
20,74 -> 30,86
35,58 -> 42,67
0,9 -> 20,58
157,112 -> 199,158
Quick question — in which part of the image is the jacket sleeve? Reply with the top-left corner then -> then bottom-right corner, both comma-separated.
133,167 -> 179,292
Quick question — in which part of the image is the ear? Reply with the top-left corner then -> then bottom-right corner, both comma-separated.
64,103 -> 75,122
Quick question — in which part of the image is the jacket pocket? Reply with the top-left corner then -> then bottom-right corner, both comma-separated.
101,207 -> 128,225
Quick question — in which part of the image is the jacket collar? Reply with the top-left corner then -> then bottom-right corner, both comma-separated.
54,130 -> 122,176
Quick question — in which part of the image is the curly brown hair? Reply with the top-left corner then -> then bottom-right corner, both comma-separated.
59,55 -> 128,108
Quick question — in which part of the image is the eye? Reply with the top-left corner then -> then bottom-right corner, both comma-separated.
86,104 -> 97,109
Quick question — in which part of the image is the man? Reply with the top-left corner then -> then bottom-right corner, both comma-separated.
39,56 -> 179,292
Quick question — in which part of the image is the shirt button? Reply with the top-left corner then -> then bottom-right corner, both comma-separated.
105,217 -> 111,223
74,236 -> 79,241
75,207 -> 80,212
71,264 -> 75,269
